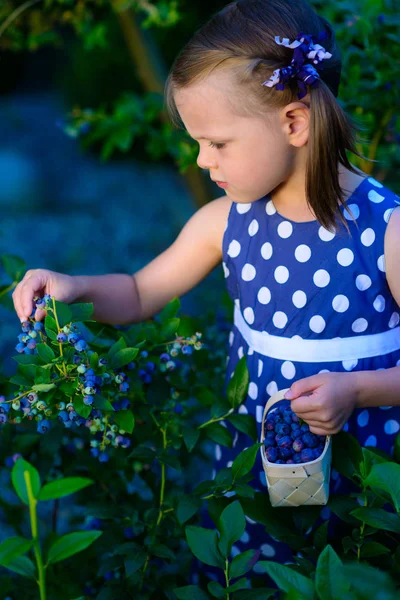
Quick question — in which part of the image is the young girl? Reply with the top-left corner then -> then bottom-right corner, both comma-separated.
12,0 -> 400,584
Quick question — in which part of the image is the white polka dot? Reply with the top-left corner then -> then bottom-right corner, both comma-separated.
397,360 -> 400,367
258,360 -> 263,377
267,381 -> 278,396
242,264 -> 256,281
384,420 -> 400,435
226,461 -> 233,468
368,190 -> 385,203
364,435 -> 377,446
332,295 -> 349,313
275,266 -> 289,284
352,318 -> 368,333
389,313 -> 400,328
319,369 -> 330,374
260,544 -> 276,557
368,178 -> 383,188
343,423 -> 349,431
384,208 -> 394,223
380,406 -> 393,410
357,410 -> 369,427
337,248 -> 354,267
309,315 -> 326,333
237,203 -> 251,214
313,270 -> 330,288
248,219 -> 259,236
229,332 -> 234,346
231,545 -> 241,557
238,404 -> 248,414
248,348 -> 254,355
261,242 -> 273,260
238,347 -> 244,359
228,240 -> 241,258
292,290 -> 307,308
318,226 -> 335,242
281,361 -> 296,380
245,515 -> 256,525
248,382 -> 258,400
361,228 -> 375,247
373,295 -> 386,313
215,445 -> 222,461
240,531 -> 250,544
377,255 -> 386,272
256,405 -> 263,423
266,200 -> 276,215
295,244 -> 311,263
222,262 -> 229,278
278,221 -> 293,239
342,359 -> 358,371
258,287 -> 271,304
273,311 -> 288,329
356,274 -> 372,291
343,203 -> 360,220
244,307 -> 255,324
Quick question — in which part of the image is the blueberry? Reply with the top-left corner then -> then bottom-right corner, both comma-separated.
301,448 -> 314,462
292,439 -> 304,453
291,429 -> 303,440
266,420 -> 275,431
275,423 -> 290,435
291,422 -> 301,431
277,435 -> 292,449
283,414 -> 292,425
293,453 -> 303,464
266,446 -> 278,462
279,447 -> 293,459
302,432 -> 318,448
300,424 -> 310,433
275,459 -> 285,464
285,459 -> 295,464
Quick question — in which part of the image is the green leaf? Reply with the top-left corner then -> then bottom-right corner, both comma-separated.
183,427 -> 200,452
232,444 -> 262,482
113,410 -> 135,433
12,354 -> 41,366
36,343 -> 56,364
185,526 -> 225,569
364,463 -> 400,512
360,542 -> 391,558
38,477 -> 94,501
327,495 -> 360,525
206,424 -> 233,448
32,383 -> 56,392
69,302 -> 94,322
226,356 -> 249,409
174,586 -> 210,600
72,395 -> 92,419
53,300 -> 72,328
107,337 -> 127,360
47,530 -> 102,564
229,549 -> 260,579
313,521 -> 328,551
10,375 -> 32,387
44,315 -> 58,333
150,543 -> 175,561
93,395 -> 115,411
177,495 -> 202,526
256,561 -> 315,599
2,555 -> 36,579
350,507 -> 400,534
227,414 -> 258,442
11,459 -> 41,505
342,562 -> 398,599
393,432 -> 400,464
158,297 -> 180,323
234,483 -> 255,499
125,550 -> 147,578
0,537 -> 34,567
218,501 -> 246,558
315,545 -> 350,600
109,348 -> 138,370
332,432 -> 363,480
160,318 -> 180,338
232,589 -> 276,600
207,581 -> 225,599
89,352 -> 99,371
1,254 -> 26,281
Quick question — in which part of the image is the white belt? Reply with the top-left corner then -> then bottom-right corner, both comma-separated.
234,305 -> 400,363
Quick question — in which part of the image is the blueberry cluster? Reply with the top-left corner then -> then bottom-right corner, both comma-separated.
264,405 -> 326,464
1,294 -> 204,463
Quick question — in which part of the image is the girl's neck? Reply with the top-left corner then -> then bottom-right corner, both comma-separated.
270,163 -> 366,223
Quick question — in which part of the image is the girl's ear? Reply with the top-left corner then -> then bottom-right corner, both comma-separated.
281,101 -> 310,148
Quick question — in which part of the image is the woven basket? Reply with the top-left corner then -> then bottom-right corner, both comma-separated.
260,388 -> 332,507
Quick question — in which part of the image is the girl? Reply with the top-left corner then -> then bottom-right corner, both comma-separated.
12,0 -> 400,586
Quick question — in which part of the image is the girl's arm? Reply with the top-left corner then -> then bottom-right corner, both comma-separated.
76,195 -> 232,324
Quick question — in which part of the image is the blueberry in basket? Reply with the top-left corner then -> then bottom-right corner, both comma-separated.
264,405 -> 326,464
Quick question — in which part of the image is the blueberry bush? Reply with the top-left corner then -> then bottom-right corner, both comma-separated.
1,255 -> 400,599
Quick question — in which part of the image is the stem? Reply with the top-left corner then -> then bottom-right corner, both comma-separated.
24,470 -> 46,600
198,409 -> 234,430
51,298 -> 68,377
0,0 -> 42,40
357,491 -> 368,562
0,280 -> 18,298
225,559 -> 230,600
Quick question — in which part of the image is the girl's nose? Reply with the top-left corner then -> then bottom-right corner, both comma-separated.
197,147 -> 218,171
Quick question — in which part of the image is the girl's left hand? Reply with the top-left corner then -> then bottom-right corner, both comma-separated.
284,372 -> 358,436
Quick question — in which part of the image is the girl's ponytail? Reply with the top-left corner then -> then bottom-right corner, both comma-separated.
307,82 -> 367,232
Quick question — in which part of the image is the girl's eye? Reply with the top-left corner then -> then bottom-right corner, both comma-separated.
208,141 -> 225,149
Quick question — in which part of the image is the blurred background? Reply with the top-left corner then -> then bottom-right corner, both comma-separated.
0,0 -> 399,375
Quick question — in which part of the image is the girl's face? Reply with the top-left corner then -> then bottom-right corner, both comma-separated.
174,73 -> 297,204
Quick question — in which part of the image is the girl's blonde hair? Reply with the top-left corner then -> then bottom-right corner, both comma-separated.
164,0 -> 368,231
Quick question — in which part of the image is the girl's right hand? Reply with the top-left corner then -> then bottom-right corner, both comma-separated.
12,269 -> 80,323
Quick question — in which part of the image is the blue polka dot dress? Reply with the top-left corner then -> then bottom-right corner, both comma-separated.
194,176 -> 400,583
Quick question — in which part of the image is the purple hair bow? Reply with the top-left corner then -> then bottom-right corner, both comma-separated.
262,32 -> 333,100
